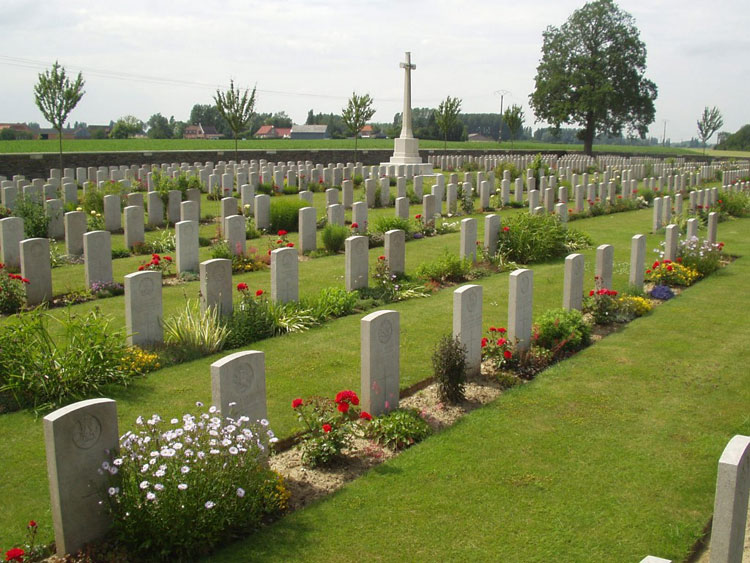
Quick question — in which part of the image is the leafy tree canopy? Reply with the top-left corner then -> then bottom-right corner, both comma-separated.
529,0 -> 657,154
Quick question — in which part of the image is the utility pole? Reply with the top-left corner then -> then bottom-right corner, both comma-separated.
494,89 -> 510,142
662,119 -> 668,146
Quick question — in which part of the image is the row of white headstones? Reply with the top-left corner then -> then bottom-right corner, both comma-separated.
42,241 -> 749,560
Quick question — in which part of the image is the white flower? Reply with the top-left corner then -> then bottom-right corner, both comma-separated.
109,467 -> 118,475
141,463 -> 149,473
181,466 -> 190,474
171,418 -> 179,424
178,483 -> 188,491
209,406 -> 217,414
228,401 -> 237,408
259,419 -> 269,427
108,487 -> 119,496
146,492 -> 156,501
236,487 -> 245,498
210,449 -> 220,455
113,458 -> 123,466
139,480 -> 149,490
150,451 -> 159,458
154,483 -> 164,491
160,448 -> 175,458
195,401 -> 204,407
221,438 -> 232,447
228,447 -> 238,455
173,442 -> 183,450
205,501 -> 215,509
155,469 -> 166,478
197,451 -> 205,459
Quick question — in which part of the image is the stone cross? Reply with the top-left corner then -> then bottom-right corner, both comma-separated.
399,52 -> 416,139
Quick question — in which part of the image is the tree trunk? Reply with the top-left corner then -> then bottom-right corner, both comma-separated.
354,134 -> 358,162
444,133 -> 447,154
234,134 -> 238,164
583,115 -> 596,156
58,127 -> 64,171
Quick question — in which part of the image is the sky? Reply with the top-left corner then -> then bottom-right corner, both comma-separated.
1,0 -> 748,142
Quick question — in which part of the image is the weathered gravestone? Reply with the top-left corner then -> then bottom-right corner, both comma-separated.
200,258 -> 232,316
460,218 -> 477,262
175,220 -> 199,274
211,351 -> 267,422
596,244 -> 614,290
21,238 -> 53,306
83,231 -> 113,287
345,235 -> 368,291
384,229 -> 405,275
44,398 -> 118,556
271,247 -> 298,303
508,269 -> 533,351
630,235 -> 646,290
124,270 -> 162,346
0,216 -> 23,269
453,284 -> 483,376
64,211 -> 86,256
361,310 -> 400,416
563,253 -> 584,311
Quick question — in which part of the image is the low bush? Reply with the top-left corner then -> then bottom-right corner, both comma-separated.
650,284 -> 675,300
416,250 -> 474,284
163,300 -> 230,362
534,308 -> 591,355
0,309 -> 131,412
293,390 -> 371,467
302,287 -> 358,321
104,406 -> 287,561
582,287 -> 621,325
716,190 -> 750,217
13,196 -> 49,238
0,266 -> 28,314
321,223 -> 349,253
678,237 -> 724,277
225,288 -> 276,348
366,408 -> 432,450
371,216 -> 413,235
498,213 -> 591,263
432,335 -> 467,404
645,259 -> 699,287
270,198 -> 308,232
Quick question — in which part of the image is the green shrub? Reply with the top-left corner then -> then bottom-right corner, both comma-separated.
371,216 -> 413,235
678,236 -> 724,277
14,196 -> 50,238
210,241 -> 232,259
432,335 -> 467,404
163,300 -> 229,362
270,198 -> 308,232
366,408 -> 432,450
104,406 -> 287,561
0,266 -> 28,313
225,291 -> 276,348
498,213 -> 591,263
256,182 -> 274,195
303,287 -> 358,321
534,308 -> 591,355
0,309 -> 130,412
416,250 -> 473,284
322,223 -> 349,253
717,190 -> 750,217
353,174 -> 364,188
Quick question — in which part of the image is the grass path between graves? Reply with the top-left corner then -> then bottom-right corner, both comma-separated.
0,210 -> 746,555
209,219 -> 750,562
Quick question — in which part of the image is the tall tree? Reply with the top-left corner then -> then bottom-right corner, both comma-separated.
503,105 -> 525,149
696,106 -> 723,155
214,80 -> 257,162
529,0 -> 657,155
189,104 -> 230,137
341,92 -> 376,160
146,113 -> 173,139
110,115 -> 144,139
434,96 -> 462,152
33,61 -> 85,169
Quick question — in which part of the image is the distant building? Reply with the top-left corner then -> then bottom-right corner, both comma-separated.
38,127 -> 76,140
0,123 -> 35,139
359,125 -> 376,138
85,125 -> 112,139
184,123 -> 222,140
254,125 -> 292,139
289,124 -> 329,140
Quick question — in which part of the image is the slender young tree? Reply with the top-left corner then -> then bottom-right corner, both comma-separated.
503,105 -> 525,149
697,106 -> 723,155
434,96 -> 462,153
214,80 -> 257,162
33,61 -> 85,170
341,92 -> 376,161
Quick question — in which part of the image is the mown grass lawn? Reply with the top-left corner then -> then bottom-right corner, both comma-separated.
0,197 -> 746,560
0,137 -> 702,156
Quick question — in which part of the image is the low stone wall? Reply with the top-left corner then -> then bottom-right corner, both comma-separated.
0,147 -> 720,179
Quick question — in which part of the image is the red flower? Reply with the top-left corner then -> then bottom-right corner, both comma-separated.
646,269 -> 651,274
489,326 -> 497,332
589,290 -> 595,296
267,249 -> 272,255
652,261 -> 660,269
498,327 -> 507,334
481,337 -> 488,348
666,265 -> 673,271
276,240 -> 284,244
152,253 -> 159,259
497,338 -> 507,347
27,521 -> 36,529
292,398 -> 303,409
502,226 -> 510,232
322,424 -> 332,433
676,257 -> 682,263
286,242 -> 294,248
163,256 -> 172,262
359,411 -> 372,421
335,390 -> 359,406
5,548 -> 25,562
337,401 -> 350,413
415,214 -> 422,219
278,230 -> 288,236
138,265 -> 145,271
503,350 -> 513,360
21,278 -> 29,284
378,255 -> 386,261
351,222 -> 359,229
255,289 -> 264,297
237,282 -> 248,291
663,259 -> 671,264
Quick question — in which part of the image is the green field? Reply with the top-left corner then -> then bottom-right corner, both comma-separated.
0,137 -> 710,156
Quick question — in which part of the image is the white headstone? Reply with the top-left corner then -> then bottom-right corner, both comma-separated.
211,351 -> 267,422
361,310 -> 400,416
124,270 -> 163,346
21,237 -> 53,306
508,269 -> 533,351
200,258 -> 232,317
345,235 -> 368,291
271,247 -> 298,303
453,284 -> 483,376
563,253 -> 584,311
83,231 -> 113,288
